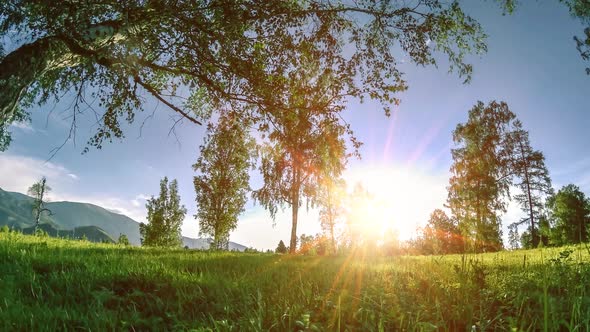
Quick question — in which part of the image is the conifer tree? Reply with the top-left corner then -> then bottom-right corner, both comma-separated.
275,240 -> 287,254
509,121 -> 553,248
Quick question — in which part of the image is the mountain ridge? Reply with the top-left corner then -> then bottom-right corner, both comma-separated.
0,187 -> 247,251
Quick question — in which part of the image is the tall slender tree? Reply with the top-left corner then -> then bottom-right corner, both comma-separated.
27,177 -> 52,234
193,112 -> 255,250
140,177 -> 186,247
507,223 -> 520,249
319,177 -> 347,254
253,55 -> 351,254
447,101 -> 517,252
509,120 -> 553,248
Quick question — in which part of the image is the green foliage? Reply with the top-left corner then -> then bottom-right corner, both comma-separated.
275,240 -> 287,254
252,53 -> 351,254
319,178 -> 346,254
448,101 -> 519,252
117,234 -> 130,246
27,177 -> 52,234
193,113 -> 255,250
416,209 -> 464,255
546,184 -> 590,245
140,177 -> 186,248
298,233 -> 327,255
508,223 -> 520,249
1,232 -> 590,330
0,1 -> 494,151
448,103 -> 554,252
560,0 -> 590,74
509,120 -> 553,248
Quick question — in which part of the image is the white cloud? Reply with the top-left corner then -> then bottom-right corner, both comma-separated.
0,154 -> 76,194
0,153 -> 147,223
131,194 -> 151,208
67,173 -> 79,180
9,121 -> 35,132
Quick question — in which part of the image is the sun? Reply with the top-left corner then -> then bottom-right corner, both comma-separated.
342,165 -> 448,241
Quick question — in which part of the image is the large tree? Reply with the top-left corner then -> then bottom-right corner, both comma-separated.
0,0 -> 500,152
140,177 -> 186,247
27,177 -> 52,234
546,184 -> 590,245
193,112 -> 255,250
509,120 -> 553,248
447,101 -> 518,252
252,53 -> 351,254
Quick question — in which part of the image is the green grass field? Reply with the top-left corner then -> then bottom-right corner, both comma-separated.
1,231 -> 589,331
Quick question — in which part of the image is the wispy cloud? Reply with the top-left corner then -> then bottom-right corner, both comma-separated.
9,121 -> 35,132
0,153 -> 146,223
131,194 -> 151,208
66,173 -> 79,180
0,154 -> 77,194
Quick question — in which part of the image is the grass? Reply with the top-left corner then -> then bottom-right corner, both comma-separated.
1,231 -> 589,331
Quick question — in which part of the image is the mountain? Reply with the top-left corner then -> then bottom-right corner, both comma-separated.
0,187 -> 247,250
20,223 -> 115,243
48,201 -> 142,244
182,237 -> 247,251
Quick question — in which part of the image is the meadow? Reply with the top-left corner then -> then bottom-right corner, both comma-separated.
1,231 -> 589,331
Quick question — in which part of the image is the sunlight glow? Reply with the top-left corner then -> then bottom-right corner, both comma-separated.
343,165 -> 448,241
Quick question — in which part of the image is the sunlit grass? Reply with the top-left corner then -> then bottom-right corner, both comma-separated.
1,231 -> 589,331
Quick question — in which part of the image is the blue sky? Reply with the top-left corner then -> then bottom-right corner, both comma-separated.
1,1 -> 589,250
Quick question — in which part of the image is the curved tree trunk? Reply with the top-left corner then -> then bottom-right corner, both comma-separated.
0,37 -> 69,123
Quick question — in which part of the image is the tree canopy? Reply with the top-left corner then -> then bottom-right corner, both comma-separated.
509,121 -> 553,248
27,176 -> 52,234
193,113 -> 255,250
546,184 -> 590,245
140,177 -> 186,247
0,0 -> 501,152
447,101 -> 519,252
560,0 -> 590,74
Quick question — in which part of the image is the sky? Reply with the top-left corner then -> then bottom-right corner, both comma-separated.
1,1 -> 589,250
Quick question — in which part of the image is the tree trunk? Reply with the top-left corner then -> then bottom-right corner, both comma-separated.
290,192 -> 299,254
34,178 -> 47,234
330,217 -> 335,254
519,141 -> 537,247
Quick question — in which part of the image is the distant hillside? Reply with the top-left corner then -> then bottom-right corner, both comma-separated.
0,188 -> 58,229
48,201 -> 141,245
20,223 -> 114,243
182,237 -> 247,251
0,187 -> 247,250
